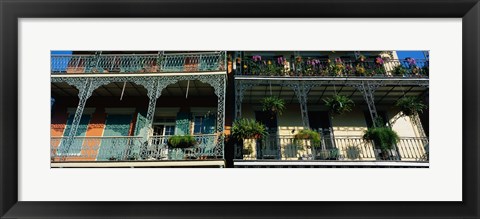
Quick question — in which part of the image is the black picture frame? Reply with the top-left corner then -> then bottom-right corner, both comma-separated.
1,0 -> 479,218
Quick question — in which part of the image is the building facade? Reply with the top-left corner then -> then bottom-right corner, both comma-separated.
229,51 -> 429,167
50,51 -> 227,167
50,50 -> 429,168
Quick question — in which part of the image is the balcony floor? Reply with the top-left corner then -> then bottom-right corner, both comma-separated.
51,159 -> 226,168
233,160 -> 429,168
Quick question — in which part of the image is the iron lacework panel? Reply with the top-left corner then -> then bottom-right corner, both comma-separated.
51,51 -> 226,74
51,73 -> 226,159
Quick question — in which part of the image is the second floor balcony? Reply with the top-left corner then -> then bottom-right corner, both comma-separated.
234,55 -> 428,78
51,134 -> 222,162
235,134 -> 429,162
51,51 -> 226,75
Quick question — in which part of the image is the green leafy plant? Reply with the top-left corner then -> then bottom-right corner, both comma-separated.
345,146 -> 361,160
167,135 -> 197,148
262,96 -> 286,117
392,65 -> 408,76
395,96 -> 427,117
328,148 -> 341,159
363,127 -> 400,151
294,129 -> 321,148
323,95 -> 355,115
231,118 -> 268,140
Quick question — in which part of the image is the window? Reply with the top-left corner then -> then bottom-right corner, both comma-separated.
193,116 -> 204,134
153,124 -> 176,136
193,115 -> 216,134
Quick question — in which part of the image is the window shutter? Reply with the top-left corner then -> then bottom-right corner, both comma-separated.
175,112 -> 191,135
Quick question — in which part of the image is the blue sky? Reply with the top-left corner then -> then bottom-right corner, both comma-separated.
396,51 -> 428,60
51,51 -> 72,55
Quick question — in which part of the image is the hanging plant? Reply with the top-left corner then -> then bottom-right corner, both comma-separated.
395,96 -> 427,117
231,118 -> 267,140
262,96 -> 286,117
323,95 -> 355,115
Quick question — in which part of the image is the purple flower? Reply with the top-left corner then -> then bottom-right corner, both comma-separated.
307,60 -> 312,65
406,57 -> 416,67
277,57 -> 284,65
375,57 -> 384,65
335,57 -> 342,63
253,55 -> 262,62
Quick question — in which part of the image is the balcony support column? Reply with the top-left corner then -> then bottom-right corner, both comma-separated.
234,80 -> 245,119
60,78 -> 95,156
197,74 -> 227,158
351,81 -> 382,127
290,82 -> 313,129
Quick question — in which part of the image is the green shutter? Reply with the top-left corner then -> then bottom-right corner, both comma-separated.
175,112 -> 190,135
134,111 -> 147,136
97,114 -> 132,161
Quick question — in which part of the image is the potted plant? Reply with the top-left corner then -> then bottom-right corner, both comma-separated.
323,95 -> 355,115
232,118 -> 267,157
231,118 -> 267,140
363,126 -> 400,160
262,96 -> 286,119
294,129 -> 321,148
167,135 -> 197,149
242,144 -> 254,156
355,64 -> 366,76
358,54 -> 367,62
392,65 -> 407,76
395,96 -> 427,117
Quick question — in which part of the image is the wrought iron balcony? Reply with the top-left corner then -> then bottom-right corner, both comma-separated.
51,134 -> 223,162
235,134 -> 429,161
234,56 -> 428,78
51,52 -> 226,74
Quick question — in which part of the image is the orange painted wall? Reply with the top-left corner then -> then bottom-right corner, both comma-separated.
77,109 -> 107,161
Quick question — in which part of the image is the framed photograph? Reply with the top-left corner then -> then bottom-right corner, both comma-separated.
1,0 -> 479,218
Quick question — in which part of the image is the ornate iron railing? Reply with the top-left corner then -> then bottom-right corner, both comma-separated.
234,56 -> 428,78
51,51 -> 226,74
51,134 -> 223,162
235,134 -> 429,161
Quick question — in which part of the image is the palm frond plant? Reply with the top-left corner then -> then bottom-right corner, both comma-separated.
231,118 -> 268,140
262,96 -> 286,118
323,95 -> 355,116
167,135 -> 197,148
395,96 -> 427,117
294,129 -> 321,148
